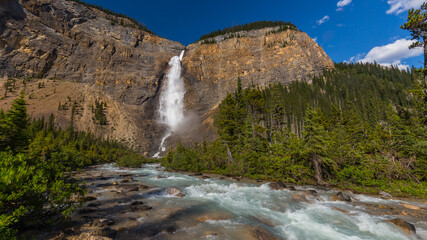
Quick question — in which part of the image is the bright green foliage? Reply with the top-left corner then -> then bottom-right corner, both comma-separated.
0,95 -> 148,239
162,62 -> 426,198
0,93 -> 28,152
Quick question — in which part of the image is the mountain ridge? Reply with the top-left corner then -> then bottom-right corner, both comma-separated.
0,0 -> 334,155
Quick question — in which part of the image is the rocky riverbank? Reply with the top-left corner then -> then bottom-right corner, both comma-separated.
29,164 -> 427,240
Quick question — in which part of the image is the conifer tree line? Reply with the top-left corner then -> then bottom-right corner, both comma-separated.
198,21 -> 298,42
0,93 -> 151,239
162,62 -> 426,198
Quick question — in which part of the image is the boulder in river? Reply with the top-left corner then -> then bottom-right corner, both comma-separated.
196,211 -> 231,222
268,180 -> 287,190
250,227 -> 281,240
165,187 -> 185,197
400,203 -> 422,210
379,191 -> 392,198
291,191 -> 323,203
331,192 -> 352,202
387,218 -> 416,234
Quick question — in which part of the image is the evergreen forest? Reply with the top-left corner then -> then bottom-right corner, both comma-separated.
0,94 -> 151,239
162,62 -> 427,198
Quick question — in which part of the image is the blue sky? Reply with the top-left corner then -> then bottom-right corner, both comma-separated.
83,0 -> 424,69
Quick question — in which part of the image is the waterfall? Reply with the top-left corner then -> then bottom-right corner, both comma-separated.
153,50 -> 185,158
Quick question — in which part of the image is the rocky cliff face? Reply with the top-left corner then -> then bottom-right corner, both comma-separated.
0,0 -> 185,154
0,0 -> 334,155
182,27 -> 334,141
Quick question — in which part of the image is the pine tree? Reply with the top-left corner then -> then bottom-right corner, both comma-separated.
302,107 -> 332,184
0,93 -> 29,152
401,3 -> 427,85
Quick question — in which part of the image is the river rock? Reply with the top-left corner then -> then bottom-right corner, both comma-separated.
122,204 -> 152,213
387,218 -> 416,234
203,231 -> 223,238
400,203 -> 422,210
120,176 -> 134,183
269,181 -> 287,190
92,218 -> 115,228
93,226 -> 117,238
379,191 -> 392,198
165,187 -> 185,197
87,201 -> 102,207
196,211 -> 231,222
331,192 -> 352,202
85,196 -> 97,201
190,173 -> 203,176
78,208 -> 98,214
291,191 -> 323,203
250,227 -> 281,240
130,201 -> 145,206
199,176 -> 210,179
70,232 -> 112,240
119,174 -> 133,177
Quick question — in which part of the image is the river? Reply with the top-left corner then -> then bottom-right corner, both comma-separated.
76,163 -> 427,240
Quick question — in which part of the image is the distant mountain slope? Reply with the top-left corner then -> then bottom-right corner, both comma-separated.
0,0 -> 334,155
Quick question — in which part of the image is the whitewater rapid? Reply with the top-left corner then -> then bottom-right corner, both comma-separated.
153,50 -> 185,158
100,164 -> 427,240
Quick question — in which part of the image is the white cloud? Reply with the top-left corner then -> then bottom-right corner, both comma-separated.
316,15 -> 330,25
313,37 -> 318,42
337,0 -> 352,11
349,38 -> 423,70
386,0 -> 424,15
337,23 -> 345,27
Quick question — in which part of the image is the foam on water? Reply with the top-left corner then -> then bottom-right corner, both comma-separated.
101,164 -> 425,239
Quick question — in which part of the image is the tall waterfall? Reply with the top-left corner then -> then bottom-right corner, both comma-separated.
153,50 -> 185,158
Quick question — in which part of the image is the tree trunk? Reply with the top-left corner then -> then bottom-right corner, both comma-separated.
226,143 -> 234,164
424,38 -> 427,86
312,154 -> 323,185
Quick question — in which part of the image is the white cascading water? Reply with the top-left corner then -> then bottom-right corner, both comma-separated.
153,50 -> 185,158
101,163 -> 427,240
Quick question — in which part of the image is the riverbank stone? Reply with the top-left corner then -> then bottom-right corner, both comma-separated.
269,181 -> 287,190
331,192 -> 352,202
387,218 -> 416,234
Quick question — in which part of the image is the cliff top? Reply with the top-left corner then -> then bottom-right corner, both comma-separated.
197,20 -> 299,43
66,0 -> 154,34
